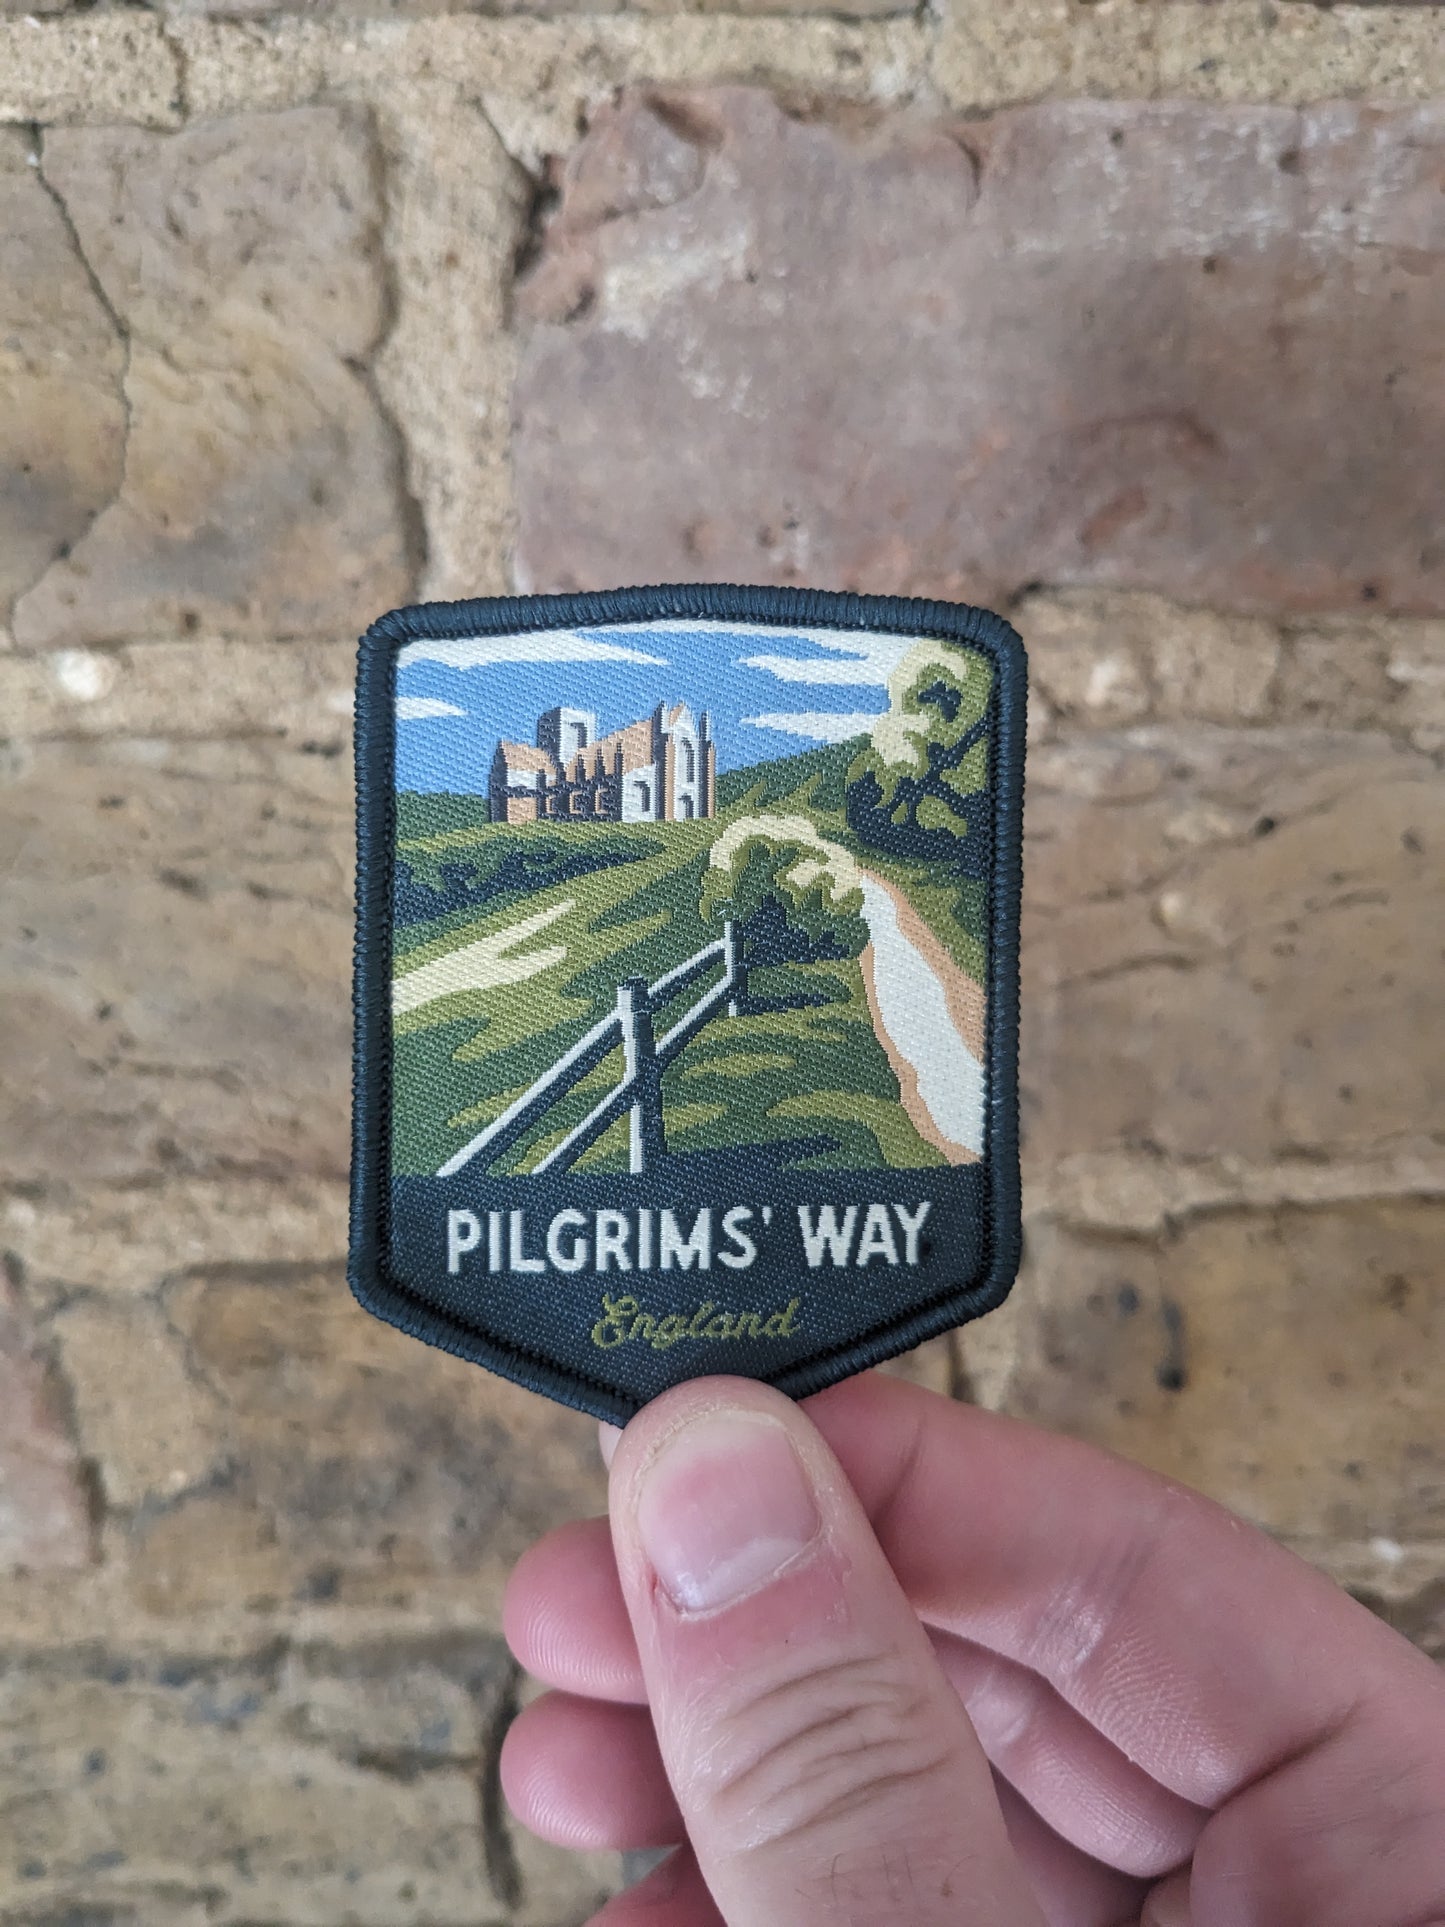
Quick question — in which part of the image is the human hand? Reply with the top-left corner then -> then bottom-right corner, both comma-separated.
501,1372 -> 1445,1925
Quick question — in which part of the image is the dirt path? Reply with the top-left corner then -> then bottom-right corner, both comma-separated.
858,873 -> 985,1164
391,897 -> 573,1017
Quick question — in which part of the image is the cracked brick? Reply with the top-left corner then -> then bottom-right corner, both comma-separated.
10,108 -> 413,650
49,1299 -> 224,1511
0,1261 -> 92,1576
0,130 -> 126,638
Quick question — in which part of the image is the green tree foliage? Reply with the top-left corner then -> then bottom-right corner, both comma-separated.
845,641 -> 992,873
701,834 -> 867,967
395,828 -> 654,928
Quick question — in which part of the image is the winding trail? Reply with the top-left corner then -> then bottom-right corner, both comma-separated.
858,874 -> 985,1164
392,897 -> 573,1017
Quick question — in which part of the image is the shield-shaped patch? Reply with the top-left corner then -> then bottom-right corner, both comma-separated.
350,585 -> 1025,1421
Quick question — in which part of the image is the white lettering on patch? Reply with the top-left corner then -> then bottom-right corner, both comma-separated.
660,1207 -> 711,1271
546,1207 -> 589,1273
596,1209 -> 631,1273
798,1204 -> 857,1268
892,1200 -> 932,1265
447,1209 -> 481,1275
855,1202 -> 899,1267
442,1200 -> 935,1280
718,1205 -> 758,1270
509,1208 -> 545,1274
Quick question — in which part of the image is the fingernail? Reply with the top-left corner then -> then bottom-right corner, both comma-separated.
635,1413 -> 821,1614
598,1421 -> 622,1469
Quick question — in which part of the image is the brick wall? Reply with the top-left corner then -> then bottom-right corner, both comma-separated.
1,3 -> 1441,1920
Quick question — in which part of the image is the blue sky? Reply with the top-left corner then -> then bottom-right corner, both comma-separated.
394,619 -> 917,794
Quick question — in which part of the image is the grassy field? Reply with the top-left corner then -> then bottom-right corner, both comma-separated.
391,742 -> 985,1177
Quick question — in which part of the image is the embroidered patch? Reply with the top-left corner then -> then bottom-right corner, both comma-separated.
350,585 -> 1025,1422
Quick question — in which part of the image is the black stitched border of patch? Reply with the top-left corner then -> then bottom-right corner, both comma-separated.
350,584 -> 1025,1422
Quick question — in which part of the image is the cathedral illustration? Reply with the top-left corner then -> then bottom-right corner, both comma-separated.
489,702 -> 717,824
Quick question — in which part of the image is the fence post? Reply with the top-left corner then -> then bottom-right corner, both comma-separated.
617,976 -> 664,1174
724,918 -> 747,1018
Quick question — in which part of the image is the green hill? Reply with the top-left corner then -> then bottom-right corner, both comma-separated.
716,736 -> 861,822
388,752 -> 941,1176
387,727 -> 988,1178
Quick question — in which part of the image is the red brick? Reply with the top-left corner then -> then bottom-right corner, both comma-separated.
516,92 -> 1444,615
0,1262 -> 91,1574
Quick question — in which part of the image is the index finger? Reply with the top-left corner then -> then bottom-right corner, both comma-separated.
805,1372 -> 1440,1807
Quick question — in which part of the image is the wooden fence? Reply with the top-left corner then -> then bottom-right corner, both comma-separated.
435,921 -> 743,1178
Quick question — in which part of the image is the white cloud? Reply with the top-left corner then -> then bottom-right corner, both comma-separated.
741,652 -> 892,687
651,619 -> 914,678
398,630 -> 668,672
742,711 -> 878,744
396,696 -> 467,721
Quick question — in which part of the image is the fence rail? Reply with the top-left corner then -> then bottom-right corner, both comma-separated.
435,921 -> 742,1178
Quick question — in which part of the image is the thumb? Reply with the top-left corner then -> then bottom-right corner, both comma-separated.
605,1378 -> 1044,1927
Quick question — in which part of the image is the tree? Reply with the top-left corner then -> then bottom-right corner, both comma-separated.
700,827 -> 867,968
845,640 -> 992,874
